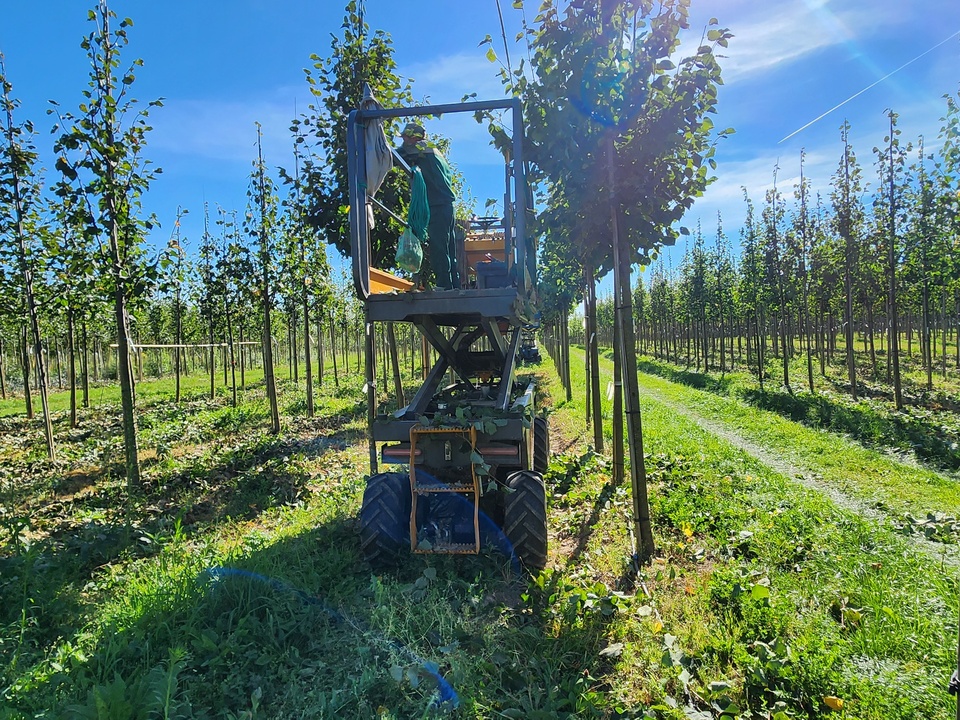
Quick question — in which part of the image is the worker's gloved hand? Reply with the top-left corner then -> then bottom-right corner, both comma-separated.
949,669 -> 960,695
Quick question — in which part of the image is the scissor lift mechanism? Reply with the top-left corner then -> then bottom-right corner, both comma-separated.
347,100 -> 548,569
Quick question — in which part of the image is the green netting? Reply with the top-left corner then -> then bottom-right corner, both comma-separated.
408,167 -> 431,241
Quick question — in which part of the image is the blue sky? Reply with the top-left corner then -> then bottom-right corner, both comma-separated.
1,0 -> 958,273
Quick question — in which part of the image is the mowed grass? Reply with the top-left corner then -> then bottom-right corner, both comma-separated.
0,350 -> 958,718
626,351 -> 960,523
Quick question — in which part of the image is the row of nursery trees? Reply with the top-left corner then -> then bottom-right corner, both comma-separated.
560,103 -> 960,404
0,1 -> 420,482
3,0 -> 738,562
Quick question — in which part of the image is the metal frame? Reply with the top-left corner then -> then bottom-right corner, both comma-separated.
346,99 -> 528,302
351,100 -> 538,559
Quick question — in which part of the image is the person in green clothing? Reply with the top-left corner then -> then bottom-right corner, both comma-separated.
397,122 -> 460,290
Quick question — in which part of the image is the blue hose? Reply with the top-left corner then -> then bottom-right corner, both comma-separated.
200,567 -> 459,709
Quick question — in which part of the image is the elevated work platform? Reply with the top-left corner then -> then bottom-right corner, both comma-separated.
365,286 -> 520,325
347,99 -> 538,481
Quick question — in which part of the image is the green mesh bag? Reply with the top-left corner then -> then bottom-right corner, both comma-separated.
408,167 -> 430,241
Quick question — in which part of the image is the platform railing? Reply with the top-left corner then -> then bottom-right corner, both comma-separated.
346,99 -> 527,301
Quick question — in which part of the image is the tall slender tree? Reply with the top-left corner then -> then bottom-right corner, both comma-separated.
0,56 -> 56,458
831,121 -> 863,400
497,0 -> 731,563
247,124 -> 281,434
301,0 -> 414,266
876,111 -> 907,409
52,3 -> 162,486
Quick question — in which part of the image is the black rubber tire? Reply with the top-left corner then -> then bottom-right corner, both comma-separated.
533,416 -> 550,474
359,472 -> 411,567
503,470 -> 548,570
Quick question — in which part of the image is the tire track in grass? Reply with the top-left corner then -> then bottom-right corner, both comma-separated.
633,377 -> 960,570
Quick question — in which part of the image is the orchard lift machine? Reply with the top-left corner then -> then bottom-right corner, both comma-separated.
346,99 -> 549,570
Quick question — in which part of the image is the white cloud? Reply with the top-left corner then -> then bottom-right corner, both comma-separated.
403,52 -> 514,166
405,52 -> 508,104
683,0 -> 905,86
149,93 -> 303,168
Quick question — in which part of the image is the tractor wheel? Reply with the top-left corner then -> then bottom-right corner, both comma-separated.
503,470 -> 547,570
533,416 -> 550,474
359,472 -> 411,567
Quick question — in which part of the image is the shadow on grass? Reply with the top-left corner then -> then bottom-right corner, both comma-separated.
565,479 -> 617,566
743,388 -> 960,471
635,358 -> 737,395
636,356 -> 960,472
5,505 -> 635,719
0,403 -> 369,692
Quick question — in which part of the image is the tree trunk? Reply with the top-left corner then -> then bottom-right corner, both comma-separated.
55,338 -> 63,390
886,114 -> 903,410
263,296 -> 280,434
225,294 -> 238,408
20,328 -> 33,419
304,288 -> 313,416
256,135 -> 281,434
7,97 -> 55,456
0,336 -> 7,400
562,311 -> 572,403
387,322 -> 404,407
584,294 -> 592,430
291,311 -> 299,384
330,311 -> 340,387
239,324 -> 247,391
174,286 -> 182,404
317,315 -> 325,386
923,281 -> 933,391
942,288 -> 947,381
586,264 -> 603,452
208,311 -> 215,401
608,140 -> 654,563
612,312 -> 624,486
68,308 -> 77,428
81,319 -> 90,408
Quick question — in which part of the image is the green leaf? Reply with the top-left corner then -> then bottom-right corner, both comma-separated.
751,584 -> 770,600
485,47 -> 498,63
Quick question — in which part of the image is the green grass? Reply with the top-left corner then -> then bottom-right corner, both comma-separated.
1,349 -> 959,718
0,351 -> 372,419
626,352 -> 960,522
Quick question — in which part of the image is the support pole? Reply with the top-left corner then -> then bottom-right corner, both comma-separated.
365,309 -> 378,474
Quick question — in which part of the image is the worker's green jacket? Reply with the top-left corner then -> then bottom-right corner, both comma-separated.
397,141 -> 455,207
